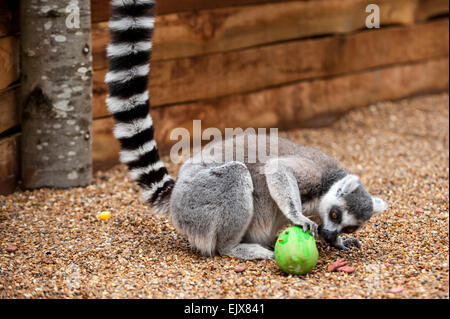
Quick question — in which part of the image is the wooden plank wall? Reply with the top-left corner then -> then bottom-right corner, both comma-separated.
0,0 -> 20,194
0,0 -> 449,194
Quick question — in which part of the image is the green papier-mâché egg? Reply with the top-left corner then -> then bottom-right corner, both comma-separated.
274,225 -> 319,275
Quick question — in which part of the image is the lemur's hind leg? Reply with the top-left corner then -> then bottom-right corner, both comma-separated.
170,161 -> 274,260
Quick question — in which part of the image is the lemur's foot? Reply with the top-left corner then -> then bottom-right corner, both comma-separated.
296,217 -> 318,238
333,236 -> 361,250
343,237 -> 361,249
220,244 -> 275,260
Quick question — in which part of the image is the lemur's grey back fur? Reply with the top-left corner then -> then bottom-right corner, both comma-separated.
105,0 -> 173,215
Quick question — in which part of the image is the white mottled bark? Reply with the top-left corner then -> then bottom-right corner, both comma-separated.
20,0 -> 93,188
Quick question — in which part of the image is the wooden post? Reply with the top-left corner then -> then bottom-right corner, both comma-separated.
20,0 -> 93,188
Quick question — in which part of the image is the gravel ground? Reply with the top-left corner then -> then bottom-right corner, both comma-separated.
0,93 -> 448,299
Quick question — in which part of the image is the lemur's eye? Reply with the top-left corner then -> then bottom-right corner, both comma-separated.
329,207 -> 342,223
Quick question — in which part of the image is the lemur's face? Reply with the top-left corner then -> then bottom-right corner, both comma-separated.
317,175 -> 388,244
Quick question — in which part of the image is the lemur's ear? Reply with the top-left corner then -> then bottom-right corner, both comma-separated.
372,197 -> 388,213
337,175 -> 360,197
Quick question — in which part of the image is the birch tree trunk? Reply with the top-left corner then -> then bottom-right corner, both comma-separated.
20,0 -> 93,188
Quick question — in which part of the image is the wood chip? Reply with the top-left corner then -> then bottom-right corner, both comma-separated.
415,207 -> 425,214
327,258 -> 348,272
5,246 -> 18,253
389,286 -> 405,294
336,265 -> 355,274
234,266 -> 246,273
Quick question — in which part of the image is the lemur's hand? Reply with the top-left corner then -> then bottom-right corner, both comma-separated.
296,216 -> 318,238
333,236 -> 361,250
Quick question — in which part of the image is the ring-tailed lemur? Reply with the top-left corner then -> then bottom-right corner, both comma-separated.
105,0 -> 388,260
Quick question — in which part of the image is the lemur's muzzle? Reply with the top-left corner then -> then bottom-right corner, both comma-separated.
318,225 -> 337,244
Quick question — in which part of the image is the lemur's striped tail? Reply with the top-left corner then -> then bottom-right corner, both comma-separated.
105,0 -> 174,215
